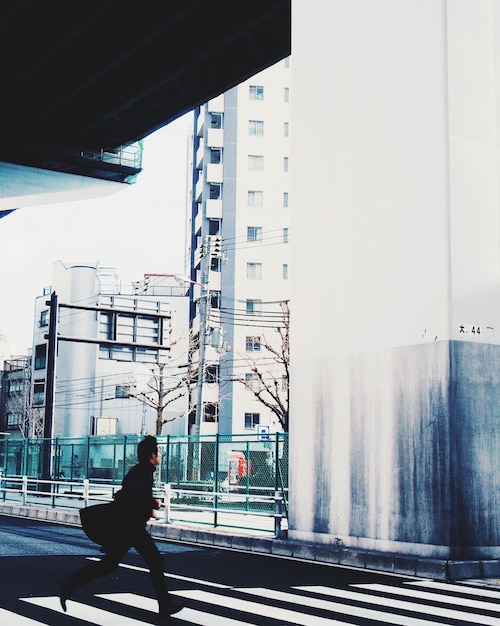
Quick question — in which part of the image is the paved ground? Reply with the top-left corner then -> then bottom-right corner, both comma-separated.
0,500 -> 498,588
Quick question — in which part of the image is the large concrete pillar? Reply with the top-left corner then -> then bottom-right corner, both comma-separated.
290,0 -> 500,562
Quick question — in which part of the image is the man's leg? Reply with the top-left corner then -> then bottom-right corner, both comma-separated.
60,545 -> 128,611
132,528 -> 184,617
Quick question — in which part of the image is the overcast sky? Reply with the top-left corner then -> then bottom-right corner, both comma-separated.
0,112 -> 193,356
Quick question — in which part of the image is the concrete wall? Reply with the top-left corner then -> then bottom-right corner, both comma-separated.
289,0 -> 500,559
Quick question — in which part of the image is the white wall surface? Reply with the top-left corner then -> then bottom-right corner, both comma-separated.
289,0 -> 500,556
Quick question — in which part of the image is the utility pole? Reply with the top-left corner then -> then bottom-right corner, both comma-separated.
42,291 -> 58,484
192,236 -> 212,479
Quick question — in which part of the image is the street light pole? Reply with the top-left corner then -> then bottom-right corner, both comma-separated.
142,267 -> 211,480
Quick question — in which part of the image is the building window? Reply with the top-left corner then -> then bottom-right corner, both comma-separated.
100,312 -> 161,346
245,372 -> 259,390
33,382 -> 45,405
284,157 -> 289,172
135,316 -> 159,344
8,379 -> 23,394
247,226 -> 263,242
246,336 -> 261,351
245,412 -> 260,429
206,365 -> 220,383
283,263 -> 289,280
284,57 -> 290,68
283,227 -> 289,243
210,113 -> 222,129
7,413 -> 22,429
40,310 -> 49,327
210,148 -> 221,164
208,219 -> 221,235
99,312 -> 114,340
284,87 -> 290,102
248,190 -> 263,207
249,120 -> 264,136
283,192 -> 289,208
34,344 -> 47,370
247,262 -> 262,279
284,121 -> 289,137
209,184 -> 221,200
249,85 -> 264,100
115,385 -> 131,399
210,291 -> 221,309
246,299 -> 262,315
248,154 -> 264,171
204,403 -> 219,422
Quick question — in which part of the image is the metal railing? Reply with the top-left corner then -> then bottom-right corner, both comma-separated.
0,475 -> 287,538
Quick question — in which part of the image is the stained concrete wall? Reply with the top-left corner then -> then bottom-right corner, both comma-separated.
289,0 -> 500,560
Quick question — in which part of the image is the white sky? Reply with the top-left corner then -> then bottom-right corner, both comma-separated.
0,112 -> 193,356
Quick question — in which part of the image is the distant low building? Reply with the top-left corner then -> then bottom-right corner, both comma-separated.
0,356 -> 32,439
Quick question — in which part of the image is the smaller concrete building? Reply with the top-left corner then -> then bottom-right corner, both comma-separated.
31,261 -> 191,440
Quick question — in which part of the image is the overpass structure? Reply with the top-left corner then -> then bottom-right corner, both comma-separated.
0,0 -> 290,207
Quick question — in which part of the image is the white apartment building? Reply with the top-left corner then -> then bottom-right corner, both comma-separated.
31,261 -> 190,442
187,59 -> 291,437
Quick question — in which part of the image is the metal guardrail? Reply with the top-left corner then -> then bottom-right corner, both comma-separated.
0,476 -> 286,538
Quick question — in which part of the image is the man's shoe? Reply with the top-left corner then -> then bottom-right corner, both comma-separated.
59,582 -> 70,612
159,598 -> 184,618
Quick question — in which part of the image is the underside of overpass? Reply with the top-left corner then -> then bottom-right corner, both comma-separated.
0,1 -> 290,183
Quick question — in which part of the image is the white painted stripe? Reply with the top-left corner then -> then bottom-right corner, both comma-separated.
175,588 -> 439,626
408,580 -> 500,600
99,593 -> 256,626
178,589 -> 354,625
21,596 -> 149,625
119,562 -> 231,589
293,586 -> 499,625
86,557 -> 232,590
353,583 -> 500,612
0,608 -> 46,625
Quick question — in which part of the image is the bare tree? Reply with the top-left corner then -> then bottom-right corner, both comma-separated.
126,363 -> 194,436
229,300 -> 289,432
4,361 -> 44,438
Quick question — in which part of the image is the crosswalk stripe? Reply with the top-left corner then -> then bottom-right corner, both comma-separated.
353,582 -> 500,612
237,587 -> 451,626
0,608 -> 47,625
21,596 -> 149,625
118,561 -> 231,589
174,588 -> 438,626
408,580 -> 500,600
292,586 -> 499,625
11,580 -> 497,626
174,589 -> 352,625
99,593 -> 258,626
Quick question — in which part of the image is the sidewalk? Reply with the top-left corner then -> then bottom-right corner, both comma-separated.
1,500 -> 499,588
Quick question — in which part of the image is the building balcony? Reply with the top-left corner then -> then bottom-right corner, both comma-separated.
196,140 -> 204,169
194,207 -> 203,233
197,107 -> 206,136
207,95 -> 224,113
206,198 -> 222,219
207,128 -> 224,148
206,163 -> 223,183
195,175 -> 204,202
207,272 -> 221,292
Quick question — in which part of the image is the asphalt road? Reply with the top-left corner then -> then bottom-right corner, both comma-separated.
1,515 -> 499,625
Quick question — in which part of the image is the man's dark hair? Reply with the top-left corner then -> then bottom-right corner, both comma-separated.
137,435 -> 158,463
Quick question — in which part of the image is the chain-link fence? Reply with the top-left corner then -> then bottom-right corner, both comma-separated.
0,433 -> 289,528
